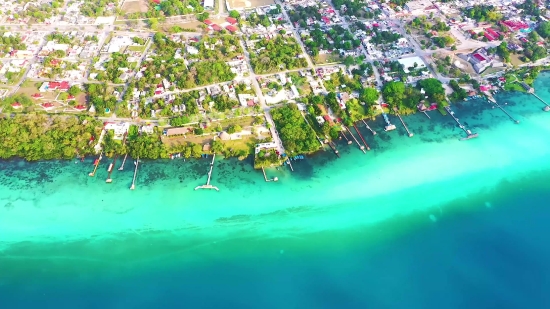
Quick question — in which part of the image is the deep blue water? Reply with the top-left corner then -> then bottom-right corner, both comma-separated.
2,187 -> 549,309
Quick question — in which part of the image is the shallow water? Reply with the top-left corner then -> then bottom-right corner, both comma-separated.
1,73 -> 550,307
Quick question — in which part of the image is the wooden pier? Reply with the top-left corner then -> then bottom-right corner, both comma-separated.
445,106 -> 478,140
340,131 -> 352,145
195,154 -> 219,191
393,108 -> 413,137
344,125 -> 366,154
262,167 -> 279,182
88,151 -> 103,177
130,156 -> 139,190
531,93 -> 550,111
106,132 -> 128,183
353,123 -> 371,150
118,154 -> 128,171
362,119 -> 376,135
423,111 -> 431,119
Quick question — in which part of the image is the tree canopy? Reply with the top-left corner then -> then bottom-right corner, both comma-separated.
270,104 -> 320,155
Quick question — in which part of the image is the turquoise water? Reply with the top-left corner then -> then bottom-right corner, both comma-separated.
1,73 -> 550,307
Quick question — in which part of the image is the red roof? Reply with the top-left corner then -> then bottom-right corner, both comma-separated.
75,105 -> 87,110
322,16 -> 330,23
11,102 -> 22,107
483,32 -> 495,41
226,17 -> 237,24
472,53 -> 487,62
204,19 -> 213,25
42,102 -> 54,108
31,93 -> 42,98
151,0 -> 161,3
68,95 -> 75,100
211,24 -> 222,31
225,25 -> 238,33
247,99 -> 255,107
480,85 -> 491,91
48,81 -> 70,90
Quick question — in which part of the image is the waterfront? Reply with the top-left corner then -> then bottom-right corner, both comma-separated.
0,73 -> 550,307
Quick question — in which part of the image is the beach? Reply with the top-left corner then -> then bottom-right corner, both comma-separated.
0,72 -> 549,307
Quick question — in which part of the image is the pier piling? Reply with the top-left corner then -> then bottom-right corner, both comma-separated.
327,140 -> 340,158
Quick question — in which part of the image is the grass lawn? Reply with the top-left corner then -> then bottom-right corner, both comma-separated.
503,82 -> 524,92
127,45 -> 146,52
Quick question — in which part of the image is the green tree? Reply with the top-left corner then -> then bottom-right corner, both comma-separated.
229,10 -> 240,19
359,87 -> 379,105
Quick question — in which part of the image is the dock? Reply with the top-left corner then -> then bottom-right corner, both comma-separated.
531,93 -> 550,111
362,119 -> 377,135
344,125 -> 366,154
195,154 -> 219,191
353,123 -> 371,150
118,154 -> 128,170
382,112 -> 396,131
487,95 -> 519,124
262,167 -> 279,182
423,111 -> 431,119
106,132 -> 128,183
393,108 -> 413,137
327,139 -> 340,158
130,156 -> 139,190
285,156 -> 294,171
88,151 -> 103,177
445,106 -> 478,140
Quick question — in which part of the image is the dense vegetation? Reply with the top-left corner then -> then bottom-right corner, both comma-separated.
305,25 -> 360,57
462,5 -> 503,22
0,34 -> 26,54
95,52 -> 129,83
249,35 -> 308,74
154,0 -> 204,17
0,115 -> 101,160
142,33 -> 236,88
80,0 -> 119,17
382,81 -> 423,114
537,22 -> 550,39
270,104 -> 320,155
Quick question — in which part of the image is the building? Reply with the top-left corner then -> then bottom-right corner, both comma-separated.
39,81 -> 70,92
163,127 -> 191,136
468,52 -> 491,73
104,122 -> 130,140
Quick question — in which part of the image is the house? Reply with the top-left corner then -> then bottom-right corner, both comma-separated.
226,17 -> 238,24
204,19 -> 213,26
211,24 -> 223,31
40,81 -> 70,92
11,102 -> 22,109
31,93 -> 43,99
41,102 -> 55,110
75,105 -> 87,111
203,0 -> 214,10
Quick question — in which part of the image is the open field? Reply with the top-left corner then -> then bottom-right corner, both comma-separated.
121,0 -> 149,14
314,53 -> 340,65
